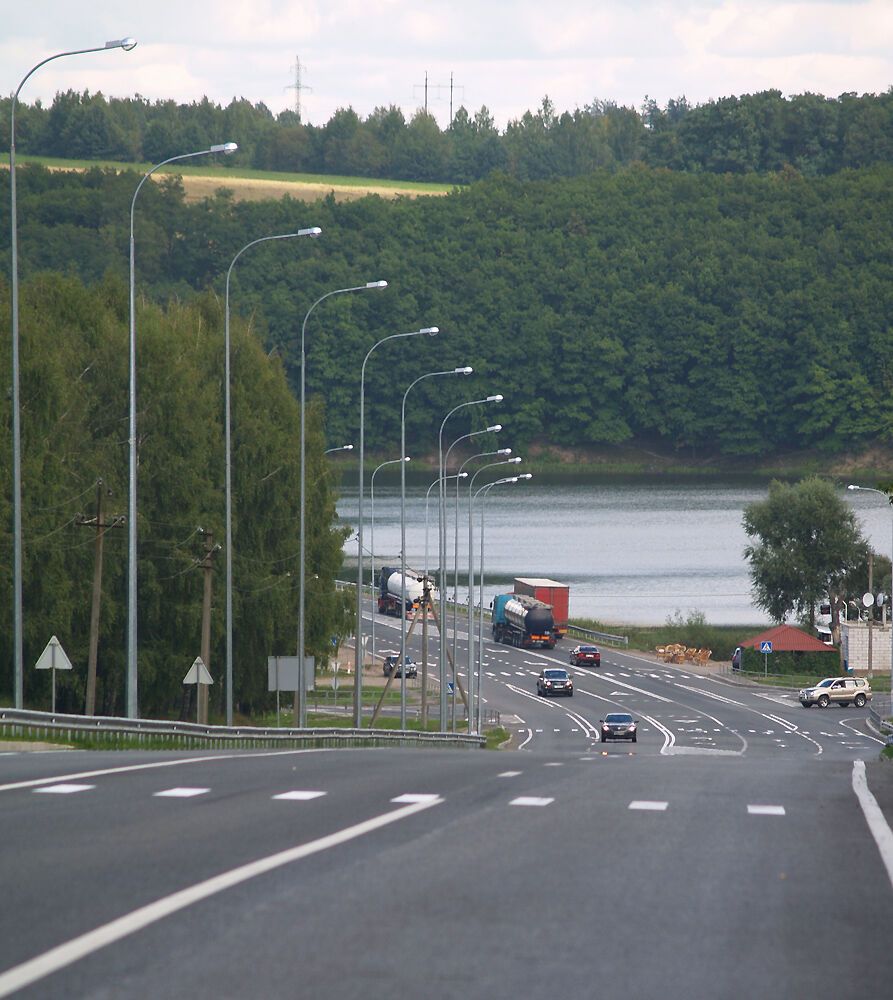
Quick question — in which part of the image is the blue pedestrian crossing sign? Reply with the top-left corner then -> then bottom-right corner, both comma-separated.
447,681 -> 455,693
760,641 -> 773,654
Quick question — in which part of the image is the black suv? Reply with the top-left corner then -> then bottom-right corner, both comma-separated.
536,668 -> 573,697
382,655 -> 418,679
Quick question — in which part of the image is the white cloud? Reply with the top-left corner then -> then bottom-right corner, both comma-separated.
2,0 -> 890,127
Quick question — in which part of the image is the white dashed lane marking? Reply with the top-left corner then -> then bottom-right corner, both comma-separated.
33,783 -> 94,795
747,804 -> 785,815
629,801 -> 668,811
498,771 -> 522,778
154,787 -> 210,798
510,797 -> 554,807
273,791 -> 327,801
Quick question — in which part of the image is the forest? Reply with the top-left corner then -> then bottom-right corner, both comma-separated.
2,160 -> 892,461
0,275 -> 351,718
2,87 -> 893,183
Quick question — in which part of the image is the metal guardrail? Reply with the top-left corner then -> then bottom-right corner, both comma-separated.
869,696 -> 893,742
566,623 -> 629,648
0,708 -> 485,750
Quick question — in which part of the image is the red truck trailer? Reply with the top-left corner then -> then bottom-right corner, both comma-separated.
513,578 -> 569,638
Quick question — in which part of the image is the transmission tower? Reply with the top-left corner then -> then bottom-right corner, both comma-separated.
285,54 -> 312,122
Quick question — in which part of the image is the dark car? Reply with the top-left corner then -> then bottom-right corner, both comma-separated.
600,713 -> 638,743
536,668 -> 573,697
570,644 -> 601,667
382,655 -> 418,679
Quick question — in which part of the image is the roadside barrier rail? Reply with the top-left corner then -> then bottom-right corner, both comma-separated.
566,623 -> 629,647
0,708 -> 485,751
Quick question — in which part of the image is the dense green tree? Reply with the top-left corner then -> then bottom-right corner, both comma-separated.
0,274 -> 348,717
743,478 -> 872,629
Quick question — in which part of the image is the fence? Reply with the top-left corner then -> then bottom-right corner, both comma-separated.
0,708 -> 485,751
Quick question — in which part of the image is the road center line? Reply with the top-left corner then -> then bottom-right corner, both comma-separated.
0,796 -> 442,999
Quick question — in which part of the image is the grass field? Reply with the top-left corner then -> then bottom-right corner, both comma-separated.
0,153 -> 456,203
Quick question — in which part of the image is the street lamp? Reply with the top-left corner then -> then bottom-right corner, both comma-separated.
847,484 -> 893,688
324,444 -> 354,455
445,424 -> 503,729
354,327 -> 440,728
128,141 -> 237,719
223,229 -> 321,727
474,473 -> 533,733
437,394 -> 503,724
370,457 -> 410,686
400,366 -> 473,728
298,281 -> 387,728
425,472 -> 469,577
9,36 -> 137,709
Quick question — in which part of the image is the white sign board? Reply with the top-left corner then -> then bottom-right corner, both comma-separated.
183,657 -> 213,685
267,655 -> 315,693
35,636 -> 72,671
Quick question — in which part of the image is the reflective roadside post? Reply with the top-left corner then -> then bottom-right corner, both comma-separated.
847,484 -> 893,691
475,474 -> 533,734
224,228 -> 322,727
128,140 -> 237,719
9,36 -> 137,709
298,281 -> 387,728
354,327 -> 439,728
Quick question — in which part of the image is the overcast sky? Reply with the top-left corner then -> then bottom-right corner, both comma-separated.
4,1 -> 892,128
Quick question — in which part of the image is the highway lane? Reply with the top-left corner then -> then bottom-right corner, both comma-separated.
1,744 -> 892,998
372,605 -> 885,761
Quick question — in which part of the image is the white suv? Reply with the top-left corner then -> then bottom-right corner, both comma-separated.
799,676 -> 872,708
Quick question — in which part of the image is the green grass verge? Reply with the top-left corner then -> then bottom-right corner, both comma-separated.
2,153 -> 456,194
571,616 -> 757,657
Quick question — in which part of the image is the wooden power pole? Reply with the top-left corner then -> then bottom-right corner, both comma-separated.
199,531 -> 221,724
77,480 -> 123,716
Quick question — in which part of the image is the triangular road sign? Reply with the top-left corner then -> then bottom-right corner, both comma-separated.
183,657 -> 214,685
35,635 -> 73,671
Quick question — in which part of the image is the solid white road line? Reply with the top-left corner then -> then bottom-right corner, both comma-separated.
852,760 -> 893,890
0,796 -> 443,999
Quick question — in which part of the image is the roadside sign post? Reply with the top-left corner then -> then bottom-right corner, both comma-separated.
35,635 -> 73,713
182,657 -> 214,724
759,640 -> 773,676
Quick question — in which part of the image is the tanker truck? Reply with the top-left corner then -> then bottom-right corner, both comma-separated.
377,566 -> 438,618
491,593 -> 556,649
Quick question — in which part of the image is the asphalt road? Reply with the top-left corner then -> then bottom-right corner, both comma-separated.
2,610 -> 892,998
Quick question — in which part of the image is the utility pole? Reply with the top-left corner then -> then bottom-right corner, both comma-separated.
199,530 -> 220,724
76,480 -> 123,716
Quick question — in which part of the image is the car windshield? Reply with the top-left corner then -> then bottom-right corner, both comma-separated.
817,679 -> 834,688
605,713 -> 632,723
581,647 -> 598,653
544,670 -> 568,679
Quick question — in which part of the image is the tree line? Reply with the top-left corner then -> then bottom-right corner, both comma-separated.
3,87 -> 893,183
2,160 -> 892,462
0,275 -> 351,718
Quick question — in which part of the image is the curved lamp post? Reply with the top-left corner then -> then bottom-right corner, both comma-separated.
400,367 -> 473,728
445,424 -> 502,724
354,327 -> 439,727
324,444 -> 354,455
9,36 -> 137,709
128,141 -> 237,719
425,472 -> 469,577
437,394 -> 503,725
297,281 -> 387,728
223,229 -> 322,726
474,473 -> 533,733
847,484 -> 893,686
370,456 -> 410,684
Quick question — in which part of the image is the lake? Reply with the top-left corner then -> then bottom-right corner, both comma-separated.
336,477 -> 891,627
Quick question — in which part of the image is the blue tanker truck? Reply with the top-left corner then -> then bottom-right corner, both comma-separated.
491,593 -> 556,649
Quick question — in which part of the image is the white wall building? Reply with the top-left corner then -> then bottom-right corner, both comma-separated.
841,621 -> 892,675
